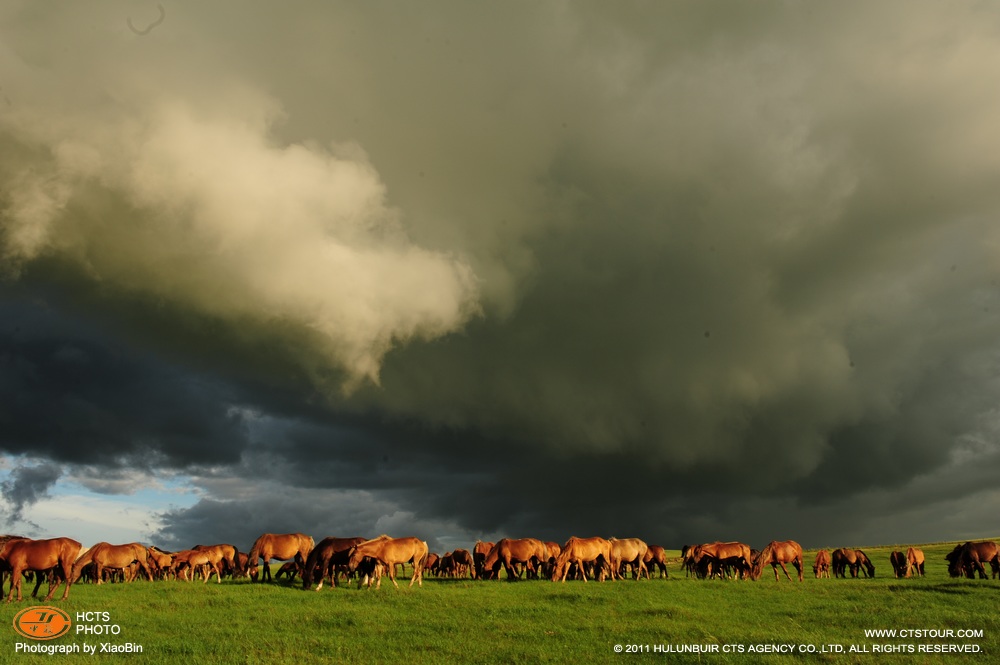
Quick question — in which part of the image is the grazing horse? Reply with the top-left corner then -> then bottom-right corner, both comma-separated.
71,542 -> 154,584
889,551 -> 908,578
147,547 -> 174,579
609,538 -> 649,580
302,537 -> 367,591
472,541 -> 494,579
347,536 -> 428,589
171,549 -> 222,583
751,540 -> 803,582
832,548 -> 859,578
643,545 -> 669,578
854,550 -> 875,578
0,537 -> 82,602
905,547 -> 925,577
193,544 -> 241,578
813,550 -> 832,578
482,538 -> 548,581
946,541 -> 998,578
246,533 -> 314,583
551,537 -> 613,583
691,542 -> 753,580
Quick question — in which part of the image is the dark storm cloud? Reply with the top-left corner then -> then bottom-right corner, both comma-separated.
0,290 -> 250,468
3,2 -> 1000,549
1,460 -> 62,527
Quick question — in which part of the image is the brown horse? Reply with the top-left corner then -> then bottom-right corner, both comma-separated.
751,540 -> 803,581
889,551 -> 908,578
813,550 -> 832,578
482,538 -> 548,581
193,544 -> 241,578
246,533 -> 314,583
0,537 -> 82,602
171,549 -> 222,582
832,548 -> 859,578
643,545 -> 669,578
691,542 -> 753,579
450,548 -> 476,579
946,541 -> 998,578
302,536 -> 367,590
905,547 -> 925,577
551,537 -> 613,582
71,542 -> 154,584
347,536 -> 428,589
147,547 -> 174,579
472,541 -> 494,579
609,538 -> 649,580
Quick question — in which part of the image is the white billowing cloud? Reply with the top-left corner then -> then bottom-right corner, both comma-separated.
1,90 -> 480,387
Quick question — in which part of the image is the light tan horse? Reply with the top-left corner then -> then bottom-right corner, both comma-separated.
482,538 -> 548,580
609,538 -> 649,580
813,550 -> 832,578
246,533 -> 314,583
1,537 -> 82,602
551,536 -> 613,582
905,547 -> 925,577
72,542 -> 154,584
751,540 -> 803,581
347,536 -> 428,589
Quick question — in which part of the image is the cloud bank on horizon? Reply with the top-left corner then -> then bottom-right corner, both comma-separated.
2,1 -> 1000,550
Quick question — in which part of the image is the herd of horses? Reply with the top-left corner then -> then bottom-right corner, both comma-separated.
682,540 -> 998,582
0,532 -> 997,602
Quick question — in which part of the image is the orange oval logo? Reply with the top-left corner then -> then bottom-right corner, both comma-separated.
12,606 -> 72,640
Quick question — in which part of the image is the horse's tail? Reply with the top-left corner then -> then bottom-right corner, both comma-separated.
751,542 -> 775,580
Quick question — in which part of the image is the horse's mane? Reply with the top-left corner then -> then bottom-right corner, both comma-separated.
358,534 -> 393,546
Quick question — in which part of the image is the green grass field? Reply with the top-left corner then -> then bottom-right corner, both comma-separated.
0,540 -> 997,664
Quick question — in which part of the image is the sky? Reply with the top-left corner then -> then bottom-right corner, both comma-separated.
2,1 -> 1000,554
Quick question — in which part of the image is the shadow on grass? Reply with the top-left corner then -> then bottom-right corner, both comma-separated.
885,582 -> 977,596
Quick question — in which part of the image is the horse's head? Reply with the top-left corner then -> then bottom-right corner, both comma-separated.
346,546 -> 363,571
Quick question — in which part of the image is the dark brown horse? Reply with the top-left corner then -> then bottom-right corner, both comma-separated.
813,550 -> 831,578
0,537 -> 82,602
482,538 -> 548,581
347,536 -> 428,589
889,551 -> 908,578
302,536 -> 367,590
946,541 -> 998,578
751,540 -> 803,581
246,533 -> 314,583
71,542 -> 154,584
551,537 -> 613,582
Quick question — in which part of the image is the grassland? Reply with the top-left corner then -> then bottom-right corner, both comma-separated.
0,540 -> 997,664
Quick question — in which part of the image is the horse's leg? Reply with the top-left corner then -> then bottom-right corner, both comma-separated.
778,561 -> 792,581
